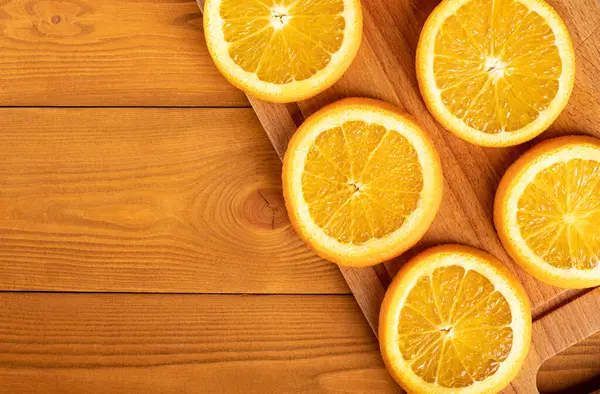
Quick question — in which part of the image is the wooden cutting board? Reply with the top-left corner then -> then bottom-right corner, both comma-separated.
199,0 -> 600,392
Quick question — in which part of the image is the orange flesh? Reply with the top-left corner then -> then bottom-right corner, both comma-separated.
433,0 -> 562,133
517,158 -> 600,270
220,0 -> 346,83
397,266 -> 513,387
301,121 -> 423,244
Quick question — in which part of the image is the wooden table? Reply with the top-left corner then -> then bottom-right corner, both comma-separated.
0,0 -> 597,392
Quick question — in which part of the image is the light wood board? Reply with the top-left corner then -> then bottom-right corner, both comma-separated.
198,0 -> 600,391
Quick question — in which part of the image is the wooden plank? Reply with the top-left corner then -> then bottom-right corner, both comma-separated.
0,293 -> 400,394
0,0 -> 247,106
0,293 -> 597,394
538,332 -> 600,393
0,108 -> 348,294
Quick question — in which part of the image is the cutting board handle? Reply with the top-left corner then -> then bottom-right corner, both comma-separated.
509,287 -> 600,393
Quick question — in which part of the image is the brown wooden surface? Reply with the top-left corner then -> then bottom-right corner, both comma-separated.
0,0 -> 596,391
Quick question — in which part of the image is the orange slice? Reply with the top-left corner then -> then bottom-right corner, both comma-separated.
282,98 -> 443,267
380,244 -> 531,393
203,0 -> 363,103
495,136 -> 600,288
416,0 -> 575,147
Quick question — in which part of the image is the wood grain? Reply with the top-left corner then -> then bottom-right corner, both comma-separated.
0,293 -> 400,394
508,288 -> 600,393
538,331 -> 600,393
0,108 -> 348,294
0,0 -> 247,106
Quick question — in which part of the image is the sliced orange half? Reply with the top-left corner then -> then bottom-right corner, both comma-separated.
495,136 -> 600,288
416,0 -> 575,147
282,98 -> 443,267
203,0 -> 363,103
380,244 -> 531,393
